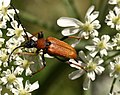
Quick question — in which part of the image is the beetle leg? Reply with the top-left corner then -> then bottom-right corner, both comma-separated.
35,49 -> 46,67
32,50 -> 46,75
60,36 -> 69,40
31,65 -> 46,76
54,56 -> 87,72
60,36 -> 81,41
41,51 -> 46,67
16,52 -> 36,56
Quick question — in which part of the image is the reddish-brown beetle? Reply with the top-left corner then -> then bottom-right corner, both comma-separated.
8,31 -> 77,65
37,32 -> 77,59
8,4 -> 81,74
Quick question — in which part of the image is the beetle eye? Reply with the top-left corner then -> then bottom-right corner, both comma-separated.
46,42 -> 51,46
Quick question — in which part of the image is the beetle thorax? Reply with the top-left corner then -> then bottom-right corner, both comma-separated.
36,38 -> 46,49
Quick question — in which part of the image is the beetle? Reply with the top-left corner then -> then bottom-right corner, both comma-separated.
8,31 -> 78,66
8,4 -> 82,74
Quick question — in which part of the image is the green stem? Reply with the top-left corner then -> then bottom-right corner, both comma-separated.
109,77 -> 117,94
98,0 -> 109,24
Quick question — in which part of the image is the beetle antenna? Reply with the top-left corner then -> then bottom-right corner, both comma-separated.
8,45 -> 23,65
10,4 -> 29,40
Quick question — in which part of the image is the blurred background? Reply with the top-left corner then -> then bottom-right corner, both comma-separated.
10,0 -> 118,95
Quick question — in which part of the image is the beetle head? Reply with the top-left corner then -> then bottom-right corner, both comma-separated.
24,39 -> 37,48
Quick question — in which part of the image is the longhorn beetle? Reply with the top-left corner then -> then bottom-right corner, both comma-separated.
8,4 -> 85,75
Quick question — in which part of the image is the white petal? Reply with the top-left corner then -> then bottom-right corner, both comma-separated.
69,59 -> 82,69
25,80 -> 31,90
62,28 -> 80,36
68,70 -> 85,80
71,40 -> 80,47
114,6 -> 120,15
92,20 -> 101,29
0,30 -> 2,37
90,51 -> 98,57
11,88 -> 19,95
11,20 -> 18,29
0,38 -> 5,45
86,11 -> 99,22
3,0 -> 10,7
116,24 -> 120,30
100,49 -> 107,56
1,77 -> 7,84
16,77 -> 23,84
25,67 -> 32,76
94,56 -> 104,65
4,93 -> 8,95
87,71 -> 95,81
0,1 -> 2,7
91,30 -> 99,37
95,66 -> 105,75
108,0 -> 117,4
7,9 -> 16,20
44,54 -> 54,58
86,6 -> 95,17
6,83 -> 13,89
83,77 -> 91,90
7,28 -> 15,36
79,51 -> 88,63
57,17 -> 82,27
110,62 -> 115,70
93,37 -> 100,44
85,46 -> 96,51
29,81 -> 39,92
14,66 -> 24,75
101,35 -> 110,42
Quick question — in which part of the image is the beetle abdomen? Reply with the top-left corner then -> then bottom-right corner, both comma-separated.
46,37 -> 77,59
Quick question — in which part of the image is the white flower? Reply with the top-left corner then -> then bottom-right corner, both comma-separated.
69,51 -> 105,90
14,57 -> 34,76
7,20 -> 25,41
85,35 -> 114,57
108,0 -> 120,7
0,48 -> 9,67
6,37 -> 23,54
57,5 -> 101,39
0,66 -> 23,90
105,6 -> 120,31
68,59 -> 85,80
11,80 -> 39,95
0,19 -> 6,29
0,0 -> 17,21
110,56 -> 120,78
0,36 -> 5,48
0,30 -> 5,48
112,33 -> 120,50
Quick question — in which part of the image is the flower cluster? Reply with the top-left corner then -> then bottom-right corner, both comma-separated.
1,0 -> 120,94
57,5 -> 101,39
57,1 -> 120,94
0,0 -> 41,94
